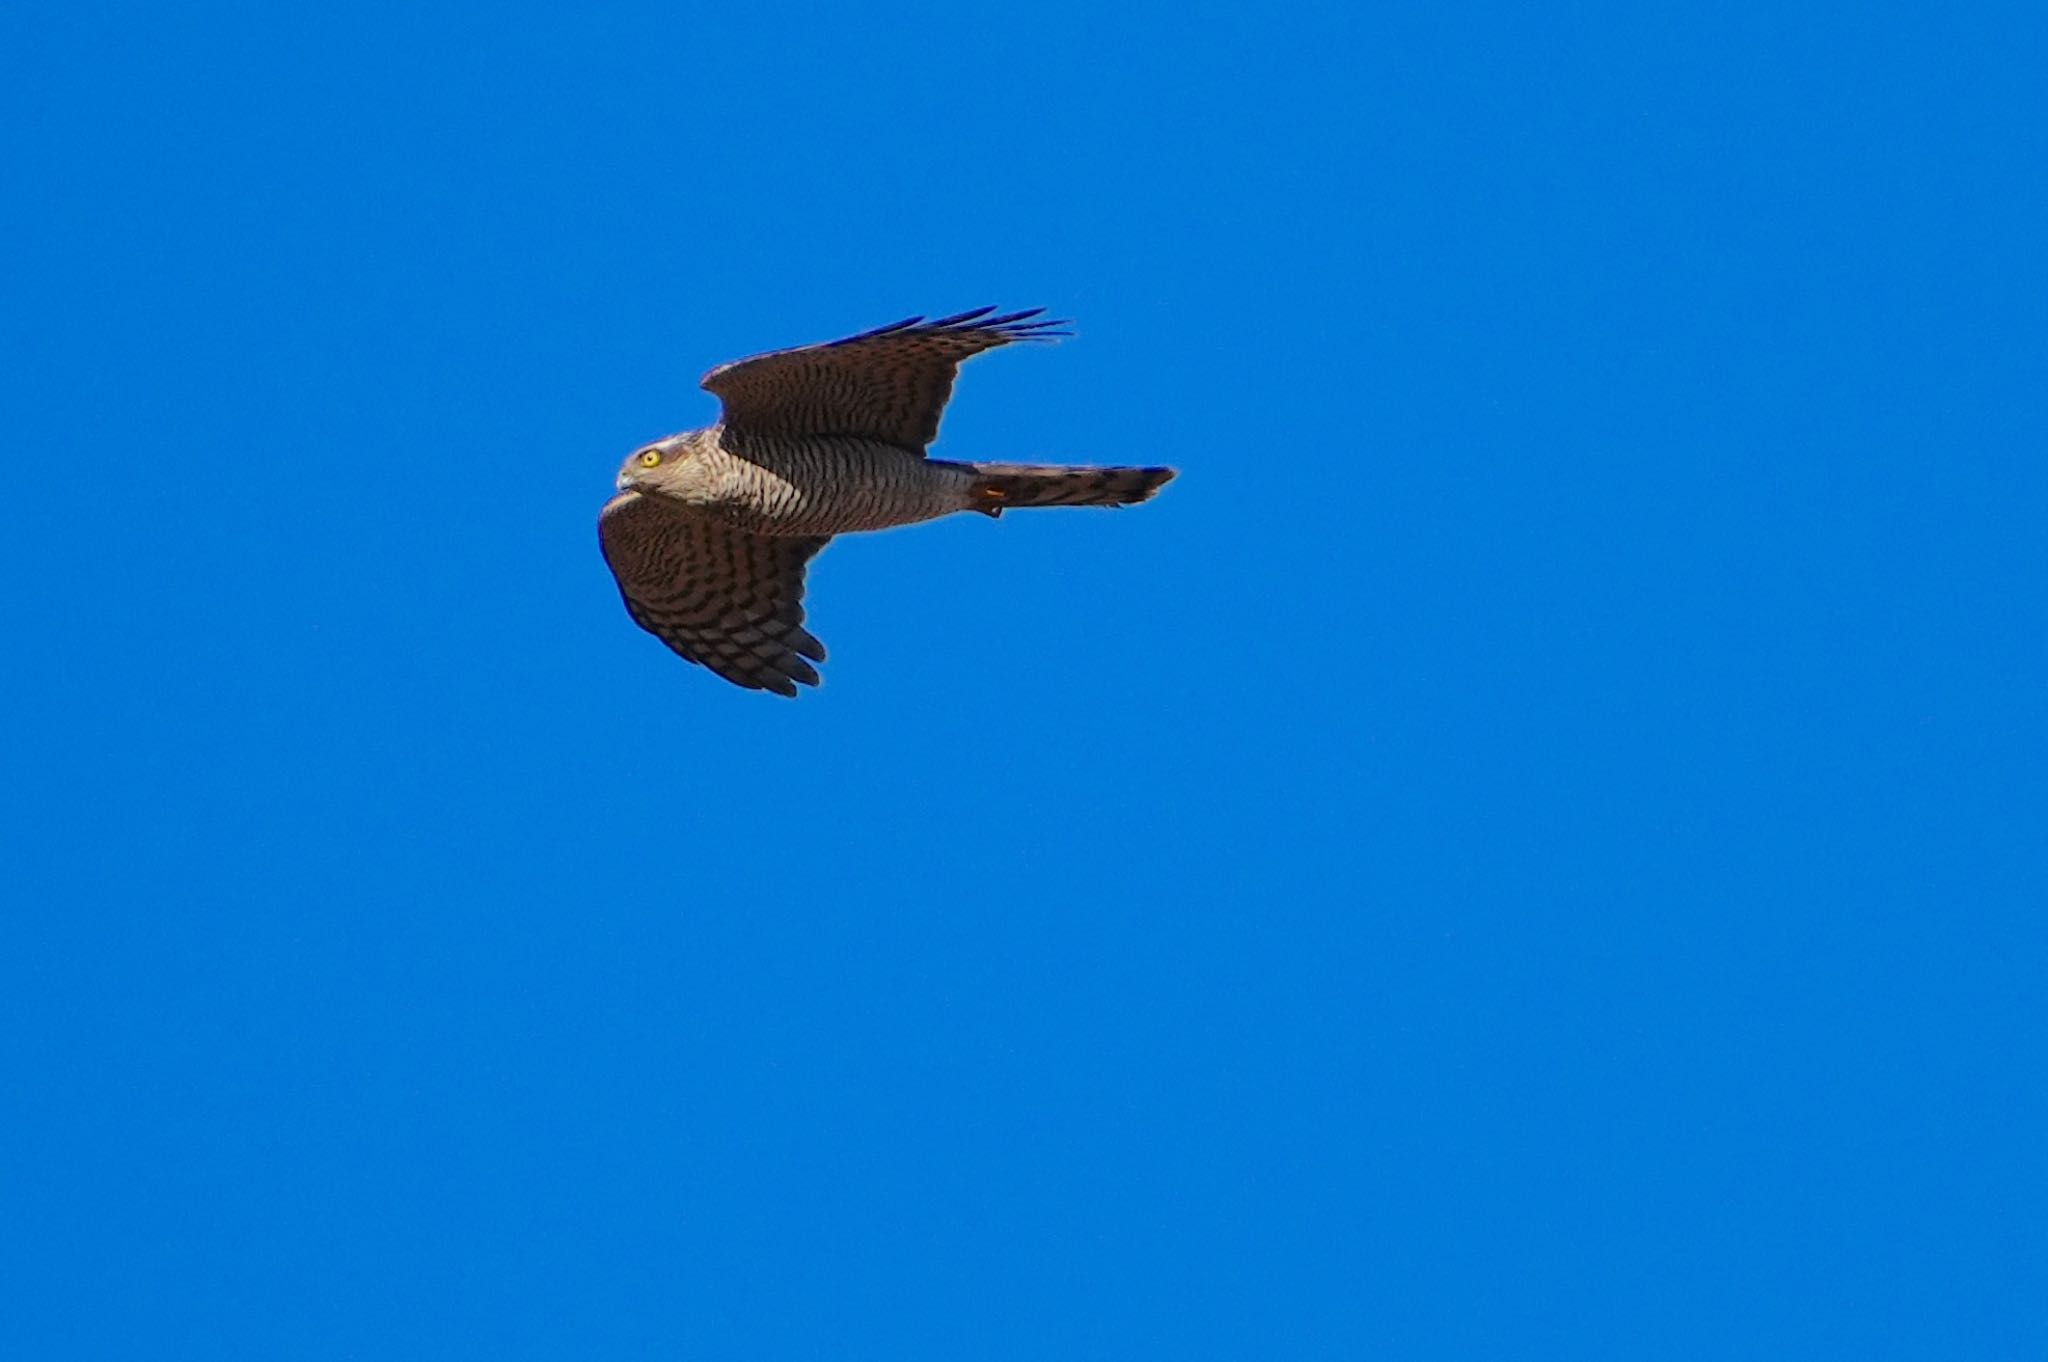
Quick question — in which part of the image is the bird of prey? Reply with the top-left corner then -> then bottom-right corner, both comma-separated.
599,307 -> 1175,696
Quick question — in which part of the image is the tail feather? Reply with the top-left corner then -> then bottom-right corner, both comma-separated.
954,462 -> 1176,516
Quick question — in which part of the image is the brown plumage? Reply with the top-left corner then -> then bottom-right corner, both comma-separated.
599,307 -> 1175,695
957,463 -> 1176,515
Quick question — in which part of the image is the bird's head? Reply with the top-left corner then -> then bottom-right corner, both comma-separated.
615,435 -> 700,497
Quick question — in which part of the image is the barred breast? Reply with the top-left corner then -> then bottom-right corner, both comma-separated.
707,427 -> 975,535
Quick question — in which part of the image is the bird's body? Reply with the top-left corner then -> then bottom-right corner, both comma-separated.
599,307 -> 1175,695
644,425 -> 976,536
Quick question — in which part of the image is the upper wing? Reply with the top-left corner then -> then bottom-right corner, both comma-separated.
700,306 -> 1070,454
598,491 -> 831,697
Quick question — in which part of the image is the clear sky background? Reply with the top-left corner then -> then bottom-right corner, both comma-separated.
4,2 -> 2044,1357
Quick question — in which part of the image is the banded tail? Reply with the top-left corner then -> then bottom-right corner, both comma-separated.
953,462 -> 1177,517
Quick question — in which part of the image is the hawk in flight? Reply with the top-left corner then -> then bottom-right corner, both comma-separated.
599,307 -> 1175,695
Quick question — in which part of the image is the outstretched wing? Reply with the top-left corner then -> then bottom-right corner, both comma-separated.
599,491 -> 831,697
700,306 -> 1070,454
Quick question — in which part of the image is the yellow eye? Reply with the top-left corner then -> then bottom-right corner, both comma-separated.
639,449 -> 663,468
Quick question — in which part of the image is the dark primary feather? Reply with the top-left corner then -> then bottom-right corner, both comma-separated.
700,306 -> 1071,454
833,306 -> 1072,344
598,491 -> 830,696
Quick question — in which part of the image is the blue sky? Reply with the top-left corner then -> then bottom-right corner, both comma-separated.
4,2 -> 2044,1357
